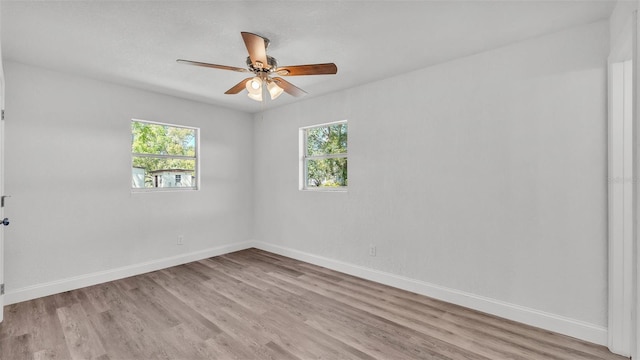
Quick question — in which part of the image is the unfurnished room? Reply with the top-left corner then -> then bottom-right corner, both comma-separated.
0,0 -> 638,359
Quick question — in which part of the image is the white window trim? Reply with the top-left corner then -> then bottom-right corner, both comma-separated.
299,120 -> 348,192
131,118 -> 200,193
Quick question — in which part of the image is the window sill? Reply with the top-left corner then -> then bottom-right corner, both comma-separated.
131,187 -> 199,194
300,187 -> 348,193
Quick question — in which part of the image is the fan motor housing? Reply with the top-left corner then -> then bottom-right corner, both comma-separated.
247,56 -> 278,73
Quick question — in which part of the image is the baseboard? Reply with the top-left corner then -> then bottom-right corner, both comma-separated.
4,241 -> 255,305
251,240 -> 608,346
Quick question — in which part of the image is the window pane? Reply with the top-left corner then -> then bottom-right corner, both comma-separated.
306,123 -> 347,156
306,158 -> 347,188
132,157 -> 196,188
132,121 -> 196,156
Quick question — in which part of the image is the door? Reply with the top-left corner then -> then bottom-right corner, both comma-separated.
0,70 -> 4,324
0,1 -> 5,322
0,67 -> 4,323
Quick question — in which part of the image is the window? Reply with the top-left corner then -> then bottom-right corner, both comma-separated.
300,121 -> 347,190
131,120 -> 198,191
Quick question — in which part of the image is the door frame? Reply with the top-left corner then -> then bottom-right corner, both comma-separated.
608,9 -> 636,358
608,57 -> 634,359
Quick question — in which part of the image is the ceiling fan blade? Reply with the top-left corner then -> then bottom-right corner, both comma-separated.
177,59 -> 249,73
241,32 -> 270,70
224,77 -> 253,94
272,77 -> 307,97
276,63 -> 337,76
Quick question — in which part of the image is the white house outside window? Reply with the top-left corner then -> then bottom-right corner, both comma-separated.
131,119 -> 199,191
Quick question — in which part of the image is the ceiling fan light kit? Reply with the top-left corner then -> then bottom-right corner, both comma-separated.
177,32 -> 338,102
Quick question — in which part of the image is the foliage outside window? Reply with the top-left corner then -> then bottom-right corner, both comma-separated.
131,120 -> 198,191
301,121 -> 347,190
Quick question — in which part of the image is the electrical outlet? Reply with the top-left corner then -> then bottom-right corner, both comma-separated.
369,245 -> 376,257
177,235 -> 184,245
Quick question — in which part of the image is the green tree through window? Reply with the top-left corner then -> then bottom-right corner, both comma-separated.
131,120 -> 198,189
303,122 -> 347,189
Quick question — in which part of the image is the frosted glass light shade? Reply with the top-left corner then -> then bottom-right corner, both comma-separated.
267,81 -> 284,100
247,91 -> 262,101
246,77 -> 263,101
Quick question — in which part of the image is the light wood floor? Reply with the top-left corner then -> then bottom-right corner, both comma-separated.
0,248 -> 628,360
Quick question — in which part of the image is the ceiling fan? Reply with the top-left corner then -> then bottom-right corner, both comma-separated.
177,32 -> 338,102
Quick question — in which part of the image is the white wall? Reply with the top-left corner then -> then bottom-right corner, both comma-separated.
3,61 -> 254,302
610,0 -> 638,51
254,21 -> 609,341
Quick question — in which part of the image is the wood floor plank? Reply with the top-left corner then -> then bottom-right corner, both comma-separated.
1,333 -> 34,360
133,275 -> 223,340
0,301 -> 33,341
56,303 -> 108,360
0,249 -> 629,360
88,310 -> 148,360
12,298 -> 71,360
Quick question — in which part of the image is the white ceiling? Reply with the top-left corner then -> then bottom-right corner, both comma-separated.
1,0 -> 615,113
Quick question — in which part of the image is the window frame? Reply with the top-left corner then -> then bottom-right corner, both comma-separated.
299,120 -> 348,192
131,119 -> 200,193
